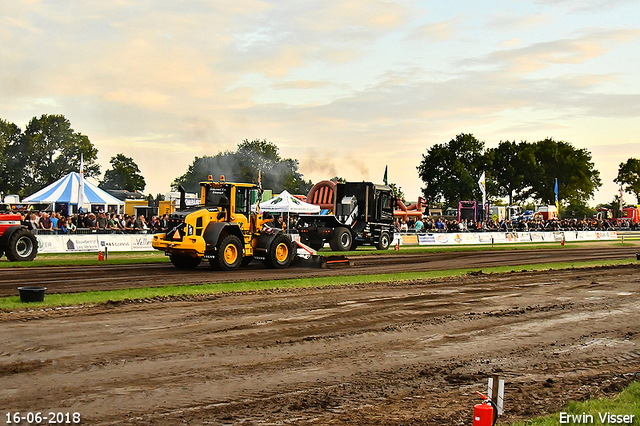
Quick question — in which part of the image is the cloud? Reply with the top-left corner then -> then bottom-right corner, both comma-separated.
404,17 -> 461,42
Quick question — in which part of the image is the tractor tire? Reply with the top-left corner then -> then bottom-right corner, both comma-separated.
376,231 -> 391,250
171,255 -> 201,269
212,235 -> 243,271
264,234 -> 294,269
5,228 -> 37,262
329,227 -> 352,251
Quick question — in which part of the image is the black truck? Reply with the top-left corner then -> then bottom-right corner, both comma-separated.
297,182 -> 395,251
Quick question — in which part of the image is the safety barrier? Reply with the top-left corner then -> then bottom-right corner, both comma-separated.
36,234 -> 154,253
34,230 -> 621,254
395,230 -> 618,246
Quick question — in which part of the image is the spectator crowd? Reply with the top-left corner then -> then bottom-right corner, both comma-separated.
394,216 -> 636,233
18,211 -> 169,235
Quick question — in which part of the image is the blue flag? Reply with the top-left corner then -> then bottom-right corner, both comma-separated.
554,178 -> 559,211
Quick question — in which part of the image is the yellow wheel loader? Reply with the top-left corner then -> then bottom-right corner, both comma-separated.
152,175 -> 294,270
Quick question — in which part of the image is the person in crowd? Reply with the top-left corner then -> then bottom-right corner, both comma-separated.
23,213 -> 38,232
50,212 -> 59,229
133,214 -> 148,232
414,218 -> 424,233
105,213 -> 115,231
148,215 -> 162,232
85,213 -> 97,229
273,215 -> 285,229
96,212 -> 108,230
39,212 -> 53,232
123,215 -> 135,233
58,215 -> 69,234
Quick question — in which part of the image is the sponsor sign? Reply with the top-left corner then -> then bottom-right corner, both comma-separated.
36,236 -> 67,254
131,235 -> 154,251
417,234 -> 436,245
65,235 -> 101,252
98,235 -> 132,251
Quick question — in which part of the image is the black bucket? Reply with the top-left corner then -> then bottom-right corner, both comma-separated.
18,286 -> 47,303
637,253 -> 640,261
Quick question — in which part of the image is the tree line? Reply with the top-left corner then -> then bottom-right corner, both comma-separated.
417,133 -> 640,210
1,116 -> 639,209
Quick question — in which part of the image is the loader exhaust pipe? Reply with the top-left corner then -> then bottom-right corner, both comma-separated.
178,185 -> 186,211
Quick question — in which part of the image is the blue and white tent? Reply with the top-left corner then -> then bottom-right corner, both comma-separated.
23,172 -> 124,214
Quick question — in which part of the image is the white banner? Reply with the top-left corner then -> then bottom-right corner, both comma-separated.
411,231 -> 617,246
34,230 -> 619,253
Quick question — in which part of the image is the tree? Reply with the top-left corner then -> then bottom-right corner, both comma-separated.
172,139 -> 313,194
417,133 -> 486,208
99,154 -> 146,191
0,114 -> 100,196
0,119 -> 24,196
524,138 -> 601,206
486,140 -> 536,205
388,183 -> 406,204
614,158 -> 640,203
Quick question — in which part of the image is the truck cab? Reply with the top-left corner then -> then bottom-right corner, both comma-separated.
297,182 -> 395,251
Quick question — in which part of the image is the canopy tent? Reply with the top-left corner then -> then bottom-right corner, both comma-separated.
259,190 -> 320,232
23,172 -> 124,215
259,190 -> 321,214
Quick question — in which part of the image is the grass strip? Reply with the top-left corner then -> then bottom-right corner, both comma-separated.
0,258 -> 636,311
508,380 -> 640,425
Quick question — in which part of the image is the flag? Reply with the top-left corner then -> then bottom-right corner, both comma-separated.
478,171 -> 486,202
554,178 -> 559,211
78,153 -> 86,213
383,165 -> 388,185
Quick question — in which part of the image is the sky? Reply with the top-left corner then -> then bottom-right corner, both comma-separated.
1,0 -> 639,206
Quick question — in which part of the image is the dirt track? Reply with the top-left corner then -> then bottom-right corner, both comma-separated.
1,245 -> 640,425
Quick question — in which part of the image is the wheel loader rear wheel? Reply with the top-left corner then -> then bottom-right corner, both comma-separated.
212,235 -> 243,271
264,234 -> 293,269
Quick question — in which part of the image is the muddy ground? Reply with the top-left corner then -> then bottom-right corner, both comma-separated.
1,247 -> 640,425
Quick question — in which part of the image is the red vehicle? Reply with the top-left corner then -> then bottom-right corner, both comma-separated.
0,212 -> 38,261
617,205 -> 640,227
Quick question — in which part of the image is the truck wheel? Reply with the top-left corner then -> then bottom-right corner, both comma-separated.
329,227 -> 352,251
171,255 -> 201,269
376,231 -> 391,250
264,234 -> 293,269
213,235 -> 243,271
5,229 -> 37,262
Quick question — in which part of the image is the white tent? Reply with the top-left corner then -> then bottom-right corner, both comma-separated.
259,190 -> 321,214
23,172 -> 124,215
259,190 -> 320,232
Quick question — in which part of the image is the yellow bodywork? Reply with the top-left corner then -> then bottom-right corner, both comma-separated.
152,176 -> 271,259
